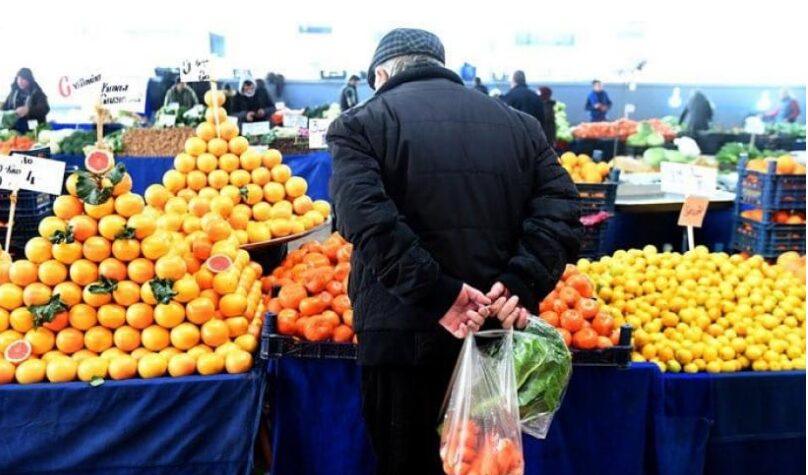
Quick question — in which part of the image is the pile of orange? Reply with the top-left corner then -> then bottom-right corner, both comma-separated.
538,264 -> 621,350
149,90 -> 331,245
265,233 -> 354,343
740,209 -> 805,224
746,155 -> 806,175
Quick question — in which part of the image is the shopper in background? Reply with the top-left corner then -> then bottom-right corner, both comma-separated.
679,90 -> 714,136
231,79 -> 276,123
2,68 -> 49,133
585,79 -> 612,122
162,78 -> 199,109
473,77 -> 488,95
539,86 -> 557,145
765,88 -> 801,123
339,75 -> 360,111
502,70 -> 546,132
328,28 -> 581,475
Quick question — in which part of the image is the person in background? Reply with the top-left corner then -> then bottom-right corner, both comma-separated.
340,75 -> 360,111
502,70 -> 546,133
328,28 -> 581,475
585,79 -> 612,122
231,79 -> 276,123
765,88 -> 801,123
2,68 -> 49,133
679,90 -> 714,136
473,77 -> 488,95
539,86 -> 557,145
163,78 -> 199,109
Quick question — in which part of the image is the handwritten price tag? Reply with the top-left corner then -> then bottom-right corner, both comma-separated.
99,77 -> 147,113
1,155 -> 66,194
308,118 -> 333,149
678,196 -> 709,228
180,58 -> 215,82
660,162 -> 717,196
241,121 -> 271,136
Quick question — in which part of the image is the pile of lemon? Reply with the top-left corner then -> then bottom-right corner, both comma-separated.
578,246 -> 806,373
559,152 -> 611,184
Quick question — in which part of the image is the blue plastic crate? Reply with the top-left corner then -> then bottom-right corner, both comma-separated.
736,157 -> 806,210
731,216 -> 806,258
0,190 -> 53,213
0,206 -> 53,258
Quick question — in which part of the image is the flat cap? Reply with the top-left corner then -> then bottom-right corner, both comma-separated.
367,28 -> 445,90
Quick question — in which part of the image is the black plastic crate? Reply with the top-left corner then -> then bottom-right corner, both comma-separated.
263,312 -> 357,360
576,170 -> 620,214
570,325 -> 633,367
579,221 -> 610,259
0,190 -> 52,213
736,157 -> 806,210
0,206 -> 53,258
731,217 -> 806,258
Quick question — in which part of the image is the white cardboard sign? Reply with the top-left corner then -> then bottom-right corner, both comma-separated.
180,57 -> 216,82
241,121 -> 271,136
660,162 -> 717,196
308,118 -> 333,149
1,155 -> 66,194
283,113 -> 308,129
99,77 -> 147,113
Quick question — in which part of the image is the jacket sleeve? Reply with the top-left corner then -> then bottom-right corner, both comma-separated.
327,115 -> 463,314
497,120 -> 582,311
29,92 -> 49,121
584,92 -> 594,111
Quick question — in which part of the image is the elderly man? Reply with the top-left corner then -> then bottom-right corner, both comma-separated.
327,28 -> 580,474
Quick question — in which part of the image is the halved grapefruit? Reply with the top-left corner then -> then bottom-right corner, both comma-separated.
4,340 -> 32,364
205,255 -> 233,274
85,149 -> 114,174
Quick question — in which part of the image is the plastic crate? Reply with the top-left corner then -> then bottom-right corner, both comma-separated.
736,156 -> 806,210
571,325 -> 633,367
731,217 -> 806,258
263,312 -> 357,360
578,221 -> 610,259
576,182 -> 618,214
0,190 -> 52,213
0,205 -> 53,258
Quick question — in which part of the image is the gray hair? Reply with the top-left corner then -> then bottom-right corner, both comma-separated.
376,54 -> 443,78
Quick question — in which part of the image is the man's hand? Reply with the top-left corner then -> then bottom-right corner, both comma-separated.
15,106 -> 28,117
485,282 -> 529,330
246,111 -> 256,122
256,109 -> 266,119
439,284 -> 491,338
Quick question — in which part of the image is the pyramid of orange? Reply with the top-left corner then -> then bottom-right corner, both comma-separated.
0,150 -> 266,384
150,90 -> 331,246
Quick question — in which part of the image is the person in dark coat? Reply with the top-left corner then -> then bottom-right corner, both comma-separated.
501,70 -> 546,131
339,75 -> 360,111
585,79 -> 612,121
2,68 -> 49,133
473,77 -> 488,95
230,79 -> 276,123
679,90 -> 714,136
327,28 -> 581,475
539,86 -> 557,145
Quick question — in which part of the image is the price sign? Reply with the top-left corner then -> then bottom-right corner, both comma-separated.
156,114 -> 177,128
27,120 -> 39,131
2,155 -> 66,194
744,116 -> 765,135
308,118 -> 333,149
55,72 -> 103,104
99,77 -> 147,113
677,195 -> 710,228
180,57 -> 215,82
283,113 -> 308,129
660,162 -> 717,196
241,121 -> 271,136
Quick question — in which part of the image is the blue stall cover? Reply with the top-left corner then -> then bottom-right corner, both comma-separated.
0,372 -> 265,475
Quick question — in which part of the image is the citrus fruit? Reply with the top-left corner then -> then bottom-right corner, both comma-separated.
4,339 -> 32,363
15,358 -> 46,384
197,352 -> 224,375
168,353 -> 197,377
46,357 -> 78,382
77,356 -> 108,382
108,355 -> 138,380
225,349 -> 253,374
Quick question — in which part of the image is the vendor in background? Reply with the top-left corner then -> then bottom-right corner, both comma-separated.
2,68 -> 49,133
231,79 -> 276,123
679,90 -> 713,136
539,86 -> 557,144
339,75 -> 360,111
473,77 -> 488,95
765,88 -> 801,123
163,78 -> 199,109
585,79 -> 611,122
502,70 -> 546,133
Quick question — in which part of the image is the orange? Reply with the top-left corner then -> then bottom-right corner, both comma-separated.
0,284 -> 23,311
218,121 -> 239,141
250,202 -> 272,221
174,152 -> 196,173
186,297 -> 215,325
141,325 -> 170,351
186,170 -> 207,191
156,213 -> 183,232
228,169 -> 250,188
68,304 -> 97,330
185,136 -> 207,156
97,304 -> 126,329
145,184 -> 172,209
206,107 -> 227,125
187,344 -> 212,360
220,185 -> 242,206
204,90 -> 226,107
229,210 -> 251,230
71,349 -> 98,363
271,164 -> 292,183
218,153 -> 240,172
201,319 -> 229,347
293,196 -> 314,215
25,237 -> 52,264
9,260 -> 38,287
262,182 -> 285,203
168,353 -> 196,377
207,138 -> 229,157
210,196 -> 234,218
170,322 -> 200,350
312,200 -> 331,218
113,174 -> 133,196
173,275 -> 200,303
22,282 -> 52,307
82,284 -> 111,307
196,353 -> 224,375
112,238 -> 140,262
128,213 -> 157,240
0,359 -> 16,384
226,316 -> 250,338
53,281 -> 82,306
225,349 -> 253,374
52,241 -> 83,265
196,121 -> 216,141
114,193 -> 145,218
154,301 -> 185,328
188,197 -> 211,217
98,215 -> 126,241
64,173 -> 79,196
69,259 -> 98,286
213,271 -> 239,295
140,281 -> 158,305
220,294 -> 248,318
46,357 -> 77,382
83,236 -> 111,263
164,196 -> 188,215
138,353 -> 168,379
98,257 -> 127,282
284,177 -> 307,198
84,326 -> 113,353
26,327 -> 55,355
242,184 -> 264,205
271,201 -> 293,220
126,303 -> 154,329
262,149 -> 283,169
141,233 -> 171,260
112,325 -> 141,352
183,253 -> 201,274
55,328 -> 84,354
270,219 -> 292,237
84,198 -> 115,220
240,150 -> 261,171
68,215 -> 98,242
38,216 -> 67,239
234,334 -> 258,353
228,136 -> 249,155
77,356 -> 108,381
195,267 -> 215,290
37,259 -> 68,286
108,355 -> 138,380
208,170 -> 230,190
127,258 -> 155,284
15,359 -> 46,384
162,170 -> 186,193
53,195 -> 84,220
155,255 -> 187,281
196,153 -> 218,173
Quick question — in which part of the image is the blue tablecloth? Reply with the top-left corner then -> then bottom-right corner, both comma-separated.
0,371 -> 265,475
268,360 -> 805,475
52,151 -> 333,200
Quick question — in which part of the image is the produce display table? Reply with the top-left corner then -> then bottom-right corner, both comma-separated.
52,150 -> 333,200
0,371 -> 266,475
267,358 -> 805,475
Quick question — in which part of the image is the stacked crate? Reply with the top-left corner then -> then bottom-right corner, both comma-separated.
577,170 -> 620,259
0,189 -> 54,258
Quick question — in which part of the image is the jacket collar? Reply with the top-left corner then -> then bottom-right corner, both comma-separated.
375,65 -> 463,95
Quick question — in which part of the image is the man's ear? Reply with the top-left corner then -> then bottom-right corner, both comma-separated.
374,67 -> 389,88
